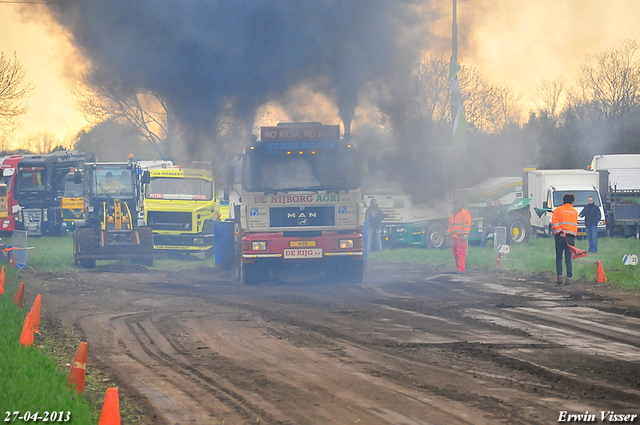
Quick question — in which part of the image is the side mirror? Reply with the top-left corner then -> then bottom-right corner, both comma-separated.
223,187 -> 230,202
0,168 -> 4,179
542,201 -> 548,209
73,170 -> 82,184
142,170 -> 150,184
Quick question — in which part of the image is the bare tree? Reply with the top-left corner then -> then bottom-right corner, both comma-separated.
20,131 -> 59,154
576,39 -> 640,122
0,52 -> 34,135
411,53 -> 451,122
534,77 -> 565,118
458,67 -> 521,133
494,84 -> 523,128
72,70 -> 179,158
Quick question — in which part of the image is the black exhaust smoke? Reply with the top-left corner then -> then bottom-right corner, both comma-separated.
27,1 -> 429,153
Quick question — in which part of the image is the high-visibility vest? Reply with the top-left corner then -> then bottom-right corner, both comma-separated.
448,208 -> 471,237
552,203 -> 578,236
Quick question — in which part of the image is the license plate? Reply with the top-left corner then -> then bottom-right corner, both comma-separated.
283,248 -> 323,259
289,240 -> 316,247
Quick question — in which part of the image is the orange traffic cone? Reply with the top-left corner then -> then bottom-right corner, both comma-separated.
29,294 -> 42,334
67,342 -> 88,394
13,282 -> 25,308
19,312 -> 34,346
597,260 -> 608,283
98,387 -> 121,425
0,264 -> 5,286
9,250 -> 15,268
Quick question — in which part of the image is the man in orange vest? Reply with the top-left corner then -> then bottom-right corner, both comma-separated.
447,199 -> 471,273
552,193 -> 579,285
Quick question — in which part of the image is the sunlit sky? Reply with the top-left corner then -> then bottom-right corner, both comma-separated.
2,1 -> 640,147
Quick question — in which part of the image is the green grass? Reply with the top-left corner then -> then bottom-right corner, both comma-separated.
0,278 -> 97,424
14,235 -> 216,272
369,236 -> 640,290
15,234 -> 640,289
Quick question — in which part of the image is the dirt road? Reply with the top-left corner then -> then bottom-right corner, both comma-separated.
29,262 -> 640,424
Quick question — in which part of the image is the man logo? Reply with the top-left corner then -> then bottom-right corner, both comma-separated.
250,208 -> 259,216
338,206 -> 347,214
297,218 -> 307,226
288,212 -> 316,218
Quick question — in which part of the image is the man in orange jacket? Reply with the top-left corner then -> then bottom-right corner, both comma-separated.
551,193 -> 578,285
447,199 -> 471,273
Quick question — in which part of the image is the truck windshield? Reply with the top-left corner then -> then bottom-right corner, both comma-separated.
554,190 -> 600,207
64,180 -> 83,197
242,144 -> 360,192
146,178 -> 213,201
17,167 -> 46,191
94,165 -> 134,197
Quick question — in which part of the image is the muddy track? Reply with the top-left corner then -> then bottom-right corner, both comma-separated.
28,262 -> 640,424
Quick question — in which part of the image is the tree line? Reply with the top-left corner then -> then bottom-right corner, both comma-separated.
2,40 -> 640,182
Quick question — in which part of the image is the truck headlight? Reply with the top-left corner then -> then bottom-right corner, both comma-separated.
87,206 -> 94,213
382,227 -> 390,235
396,227 -> 408,233
43,209 -> 48,221
193,238 -> 205,245
339,239 -> 354,249
252,241 -> 267,251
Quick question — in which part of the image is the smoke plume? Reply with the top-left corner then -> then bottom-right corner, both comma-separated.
31,0 -> 429,151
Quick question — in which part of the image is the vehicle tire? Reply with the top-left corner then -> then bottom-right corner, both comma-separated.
76,227 -> 99,253
138,226 -> 154,250
345,261 -> 364,283
425,223 -> 446,249
241,262 -> 260,285
506,213 -> 531,244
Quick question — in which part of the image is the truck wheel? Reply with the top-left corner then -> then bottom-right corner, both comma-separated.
241,262 -> 260,285
138,226 -> 154,250
426,223 -> 446,249
345,261 -> 364,283
507,214 -> 531,244
76,227 -> 98,252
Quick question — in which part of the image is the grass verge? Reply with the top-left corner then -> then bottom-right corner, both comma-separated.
0,279 -> 96,424
19,234 -> 216,272
369,236 -> 640,290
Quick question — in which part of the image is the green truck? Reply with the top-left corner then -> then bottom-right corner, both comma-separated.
365,176 -> 532,249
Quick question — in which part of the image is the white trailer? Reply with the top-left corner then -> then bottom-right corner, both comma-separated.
525,169 -> 606,237
589,154 -> 640,238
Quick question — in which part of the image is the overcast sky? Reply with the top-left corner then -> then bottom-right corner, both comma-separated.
2,0 -> 640,147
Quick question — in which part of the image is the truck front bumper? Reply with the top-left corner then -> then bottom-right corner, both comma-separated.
153,233 -> 214,251
241,231 -> 364,262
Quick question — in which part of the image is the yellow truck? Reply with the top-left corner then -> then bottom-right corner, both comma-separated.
143,167 -> 220,257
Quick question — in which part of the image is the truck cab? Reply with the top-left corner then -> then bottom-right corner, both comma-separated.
526,169 -> 606,237
144,167 -> 220,257
237,122 -> 364,284
541,186 -> 606,236
15,150 -> 95,236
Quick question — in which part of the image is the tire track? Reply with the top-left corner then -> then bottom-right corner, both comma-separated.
119,312 -> 294,425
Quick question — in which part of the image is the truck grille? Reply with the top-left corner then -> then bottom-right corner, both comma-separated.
270,206 -> 335,228
147,211 -> 192,231
23,209 -> 42,224
22,209 -> 42,236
